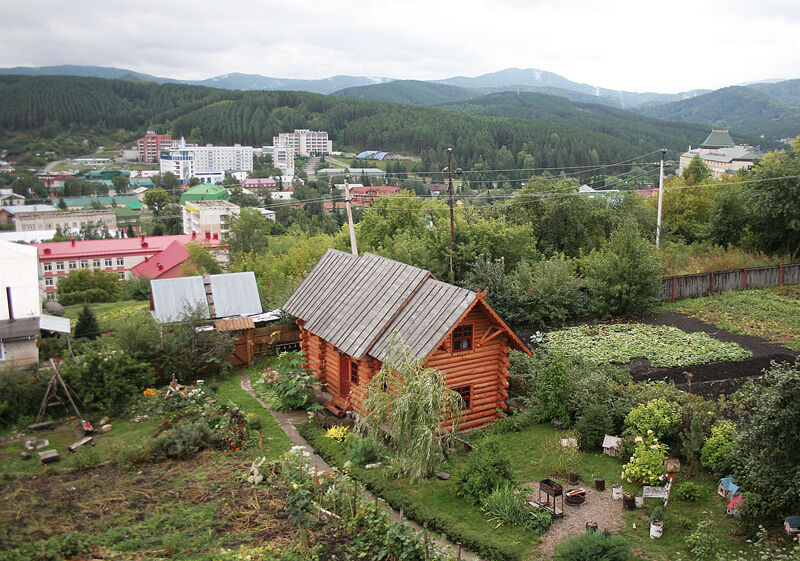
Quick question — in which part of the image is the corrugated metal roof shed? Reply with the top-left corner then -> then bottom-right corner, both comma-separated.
151,277 -> 209,323
39,314 -> 71,333
208,272 -> 262,318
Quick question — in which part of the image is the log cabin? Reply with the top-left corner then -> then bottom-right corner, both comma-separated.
282,249 -> 530,430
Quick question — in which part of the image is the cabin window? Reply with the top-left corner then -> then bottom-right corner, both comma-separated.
452,324 -> 473,352
454,385 -> 471,409
350,360 -> 359,385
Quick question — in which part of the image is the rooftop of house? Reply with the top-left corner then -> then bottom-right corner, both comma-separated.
130,240 -> 189,279
0,204 -> 57,215
34,233 -> 221,260
60,195 -> 142,210
283,249 -> 528,362
350,184 -> 401,195
701,129 -> 736,148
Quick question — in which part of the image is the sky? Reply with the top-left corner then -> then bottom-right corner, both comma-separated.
2,0 -> 799,94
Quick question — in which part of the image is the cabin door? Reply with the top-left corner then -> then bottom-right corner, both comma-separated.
338,353 -> 351,398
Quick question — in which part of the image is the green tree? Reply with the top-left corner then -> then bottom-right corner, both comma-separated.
74,305 -> 100,339
111,175 -> 128,194
683,154 -> 712,185
58,198 -> 67,210
583,221 -> 663,317
730,360 -> 800,530
356,340 -> 461,481
745,139 -> 800,259
182,242 -> 223,275
57,269 -> 120,304
143,187 -> 172,213
224,207 -> 273,255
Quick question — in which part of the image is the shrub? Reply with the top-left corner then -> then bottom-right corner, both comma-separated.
454,437 -> 515,504
624,398 -> 681,441
512,255 -> 585,327
685,520 -> 721,561
325,425 -> 351,443
526,351 -> 574,425
483,486 -> 552,533
673,480 -> 704,502
0,366 -> 49,429
346,435 -> 385,467
150,421 -> 218,461
539,435 -> 580,480
74,305 -> 100,339
582,220 -> 662,318
575,403 -> 615,451
121,275 -> 151,300
56,269 -> 120,304
60,348 -> 154,416
68,446 -> 102,470
700,420 -> 736,476
554,530 -> 630,561
621,433 -> 668,485
255,352 -> 321,411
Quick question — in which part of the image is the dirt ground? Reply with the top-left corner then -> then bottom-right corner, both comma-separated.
516,312 -> 798,399
526,480 -> 624,559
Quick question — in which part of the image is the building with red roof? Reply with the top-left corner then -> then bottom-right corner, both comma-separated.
350,184 -> 401,206
130,240 -> 190,280
35,233 -> 222,294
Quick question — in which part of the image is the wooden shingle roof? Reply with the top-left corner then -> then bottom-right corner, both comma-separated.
283,249 -> 478,360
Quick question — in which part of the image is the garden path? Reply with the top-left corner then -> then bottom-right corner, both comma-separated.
529,481 -> 624,558
237,370 -> 481,561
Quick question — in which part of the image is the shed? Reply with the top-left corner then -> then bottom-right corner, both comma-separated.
717,477 -> 739,499
785,517 -> 800,537
282,249 -> 531,430
602,435 -> 622,457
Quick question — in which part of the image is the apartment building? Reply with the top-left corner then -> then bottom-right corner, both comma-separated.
160,141 -> 254,184
273,129 -> 331,157
679,130 -> 764,179
182,200 -> 240,236
36,234 -> 223,294
135,130 -> 182,163
14,209 -> 116,232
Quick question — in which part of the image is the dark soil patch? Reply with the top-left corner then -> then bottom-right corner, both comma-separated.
513,313 -> 798,399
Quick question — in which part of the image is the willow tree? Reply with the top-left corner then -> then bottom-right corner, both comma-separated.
356,341 -> 462,481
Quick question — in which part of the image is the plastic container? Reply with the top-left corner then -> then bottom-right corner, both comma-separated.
611,483 -> 623,500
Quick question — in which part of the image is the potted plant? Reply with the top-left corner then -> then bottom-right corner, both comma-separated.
649,506 -> 664,539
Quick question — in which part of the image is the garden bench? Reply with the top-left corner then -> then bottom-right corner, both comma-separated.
643,480 -> 672,506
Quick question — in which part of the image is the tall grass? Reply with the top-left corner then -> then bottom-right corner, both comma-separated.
660,242 -> 792,276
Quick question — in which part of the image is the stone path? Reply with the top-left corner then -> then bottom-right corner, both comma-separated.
238,370 -> 481,560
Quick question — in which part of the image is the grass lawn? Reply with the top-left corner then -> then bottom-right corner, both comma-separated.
301,421 -> 758,561
660,285 -> 800,350
0,416 -> 159,480
62,300 -> 149,333
214,372 -> 291,461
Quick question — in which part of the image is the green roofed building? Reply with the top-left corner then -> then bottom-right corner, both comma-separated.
130,177 -> 154,189
113,206 -> 142,233
179,184 -> 230,205
84,169 -> 131,181
679,129 -> 764,179
700,129 -> 736,149
60,195 -> 142,211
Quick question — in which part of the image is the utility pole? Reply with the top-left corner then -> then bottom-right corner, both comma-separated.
445,148 -> 458,284
656,148 -> 667,249
344,176 -> 358,256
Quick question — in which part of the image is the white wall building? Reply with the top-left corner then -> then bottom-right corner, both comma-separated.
182,200 -> 241,236
0,241 -> 41,367
273,129 -> 331,157
160,140 -> 254,184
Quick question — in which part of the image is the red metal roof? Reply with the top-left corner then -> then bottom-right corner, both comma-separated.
350,184 -> 400,195
130,241 -> 189,279
34,234 -> 221,260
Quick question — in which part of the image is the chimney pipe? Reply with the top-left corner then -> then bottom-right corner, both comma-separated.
140,233 -> 145,242
205,230 -> 211,240
191,230 -> 197,239
70,237 -> 75,247
6,287 -> 13,321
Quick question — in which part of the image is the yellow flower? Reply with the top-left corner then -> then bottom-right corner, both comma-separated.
292,483 -> 299,490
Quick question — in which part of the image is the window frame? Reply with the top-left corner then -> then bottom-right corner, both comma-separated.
350,360 -> 359,386
43,262 -> 52,272
454,385 -> 471,410
116,257 -> 124,267
56,261 -> 65,271
92,259 -> 101,268
68,261 -> 77,270
452,324 -> 474,352
104,258 -> 112,267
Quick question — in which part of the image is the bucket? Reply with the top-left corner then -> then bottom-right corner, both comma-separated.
623,493 -> 636,510
568,472 -> 580,485
611,484 -> 623,500
594,477 -> 605,492
650,521 -> 663,539
586,522 -> 598,532
634,493 -> 644,508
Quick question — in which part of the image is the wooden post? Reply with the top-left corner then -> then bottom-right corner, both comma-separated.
672,276 -> 676,301
399,507 -> 403,524
710,270 -> 714,295
423,522 -> 429,560
743,268 -> 747,290
779,264 -> 783,286
457,542 -> 462,560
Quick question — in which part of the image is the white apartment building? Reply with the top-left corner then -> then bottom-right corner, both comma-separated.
161,140 -> 254,184
14,209 -> 116,232
273,129 -> 332,157
182,200 -> 241,236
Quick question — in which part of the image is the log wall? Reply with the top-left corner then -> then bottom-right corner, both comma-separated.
297,303 -> 513,430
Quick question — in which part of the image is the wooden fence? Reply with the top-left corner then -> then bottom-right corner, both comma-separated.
228,323 -> 301,367
660,263 -> 800,301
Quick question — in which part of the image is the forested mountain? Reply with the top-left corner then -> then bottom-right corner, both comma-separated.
438,91 -> 758,152
747,79 -> 800,106
0,65 -> 176,83
637,86 -> 800,139
334,80 -> 481,105
0,75 -> 758,178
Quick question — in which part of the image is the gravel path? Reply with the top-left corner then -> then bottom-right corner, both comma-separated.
530,481 -> 624,559
237,370 -> 482,560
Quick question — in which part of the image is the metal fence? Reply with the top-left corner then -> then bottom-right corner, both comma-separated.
659,263 -> 800,301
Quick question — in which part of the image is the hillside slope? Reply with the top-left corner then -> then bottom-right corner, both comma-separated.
334,80 -> 481,105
